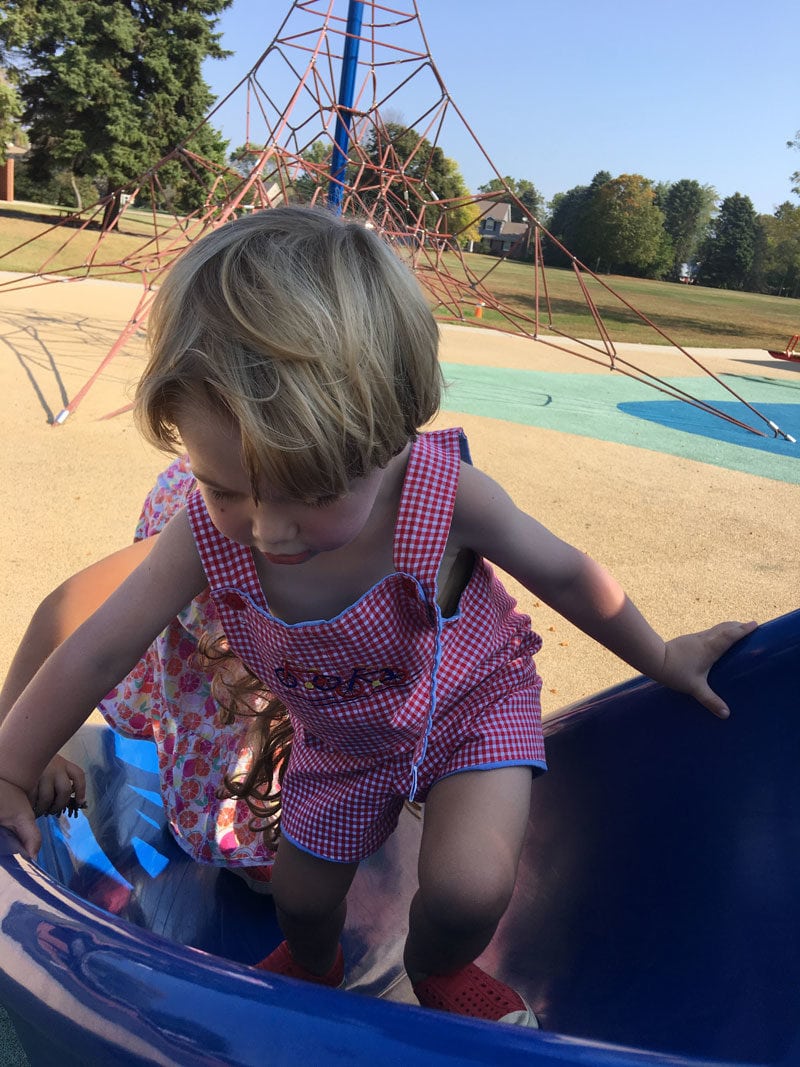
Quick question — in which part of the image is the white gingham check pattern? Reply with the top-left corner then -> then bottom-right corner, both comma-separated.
187,429 -> 545,861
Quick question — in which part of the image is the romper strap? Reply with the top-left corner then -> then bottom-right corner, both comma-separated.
393,428 -> 464,602
186,491 -> 267,607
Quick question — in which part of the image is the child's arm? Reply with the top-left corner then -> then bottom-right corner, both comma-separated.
0,538 -> 158,817
0,510 -> 206,856
454,465 -> 755,716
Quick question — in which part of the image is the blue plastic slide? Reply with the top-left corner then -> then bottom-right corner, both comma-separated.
1,610 -> 798,1066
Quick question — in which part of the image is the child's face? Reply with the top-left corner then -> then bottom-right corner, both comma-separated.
177,405 -> 388,565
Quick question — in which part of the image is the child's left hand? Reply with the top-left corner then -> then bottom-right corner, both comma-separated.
658,620 -> 758,718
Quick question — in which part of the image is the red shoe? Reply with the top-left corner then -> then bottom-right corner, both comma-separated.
413,963 -> 538,1027
255,940 -> 345,988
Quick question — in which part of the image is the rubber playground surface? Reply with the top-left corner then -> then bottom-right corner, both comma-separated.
446,356 -> 798,481
440,324 -> 799,483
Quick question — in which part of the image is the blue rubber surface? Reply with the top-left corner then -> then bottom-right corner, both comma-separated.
1,611 -> 799,1065
618,401 -> 800,455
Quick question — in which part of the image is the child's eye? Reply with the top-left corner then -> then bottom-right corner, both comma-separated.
208,488 -> 233,503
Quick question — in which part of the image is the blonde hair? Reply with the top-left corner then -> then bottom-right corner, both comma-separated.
135,206 -> 442,499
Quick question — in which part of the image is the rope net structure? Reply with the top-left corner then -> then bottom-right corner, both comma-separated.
0,0 -> 792,440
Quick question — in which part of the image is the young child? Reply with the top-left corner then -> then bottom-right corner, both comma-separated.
0,205 -> 754,1028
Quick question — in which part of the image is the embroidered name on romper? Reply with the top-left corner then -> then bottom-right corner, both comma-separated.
274,660 -> 409,699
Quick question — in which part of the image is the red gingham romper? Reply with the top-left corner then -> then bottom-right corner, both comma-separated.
186,428 -> 546,863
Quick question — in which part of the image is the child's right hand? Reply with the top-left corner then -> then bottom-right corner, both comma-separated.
0,777 -> 41,858
659,620 -> 758,718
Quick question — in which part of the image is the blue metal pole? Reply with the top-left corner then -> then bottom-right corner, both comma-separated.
327,0 -> 364,213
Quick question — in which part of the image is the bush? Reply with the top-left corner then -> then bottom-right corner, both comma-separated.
12,160 -> 102,209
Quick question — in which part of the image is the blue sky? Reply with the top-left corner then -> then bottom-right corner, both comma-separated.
202,0 -> 799,216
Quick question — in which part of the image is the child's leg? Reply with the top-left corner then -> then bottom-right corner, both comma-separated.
269,837 -> 359,976
405,766 -> 532,983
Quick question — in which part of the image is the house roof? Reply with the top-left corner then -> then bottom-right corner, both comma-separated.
501,222 -> 529,236
476,199 -> 511,222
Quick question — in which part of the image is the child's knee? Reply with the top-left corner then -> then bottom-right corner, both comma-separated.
418,863 -> 515,932
273,876 -> 348,923
270,847 -> 356,920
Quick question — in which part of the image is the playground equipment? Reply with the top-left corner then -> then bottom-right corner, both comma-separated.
0,1 -> 793,443
1,609 -> 798,1066
769,334 -> 800,362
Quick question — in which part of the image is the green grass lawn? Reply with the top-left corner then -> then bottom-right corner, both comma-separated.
434,253 -> 800,351
1,203 -> 798,350
0,203 -> 206,281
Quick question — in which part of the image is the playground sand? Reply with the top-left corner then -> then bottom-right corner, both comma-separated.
0,274 -> 797,717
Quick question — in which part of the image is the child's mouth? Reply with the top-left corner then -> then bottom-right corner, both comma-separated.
261,549 -> 313,565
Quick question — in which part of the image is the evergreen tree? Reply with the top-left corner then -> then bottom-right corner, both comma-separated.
545,171 -> 611,267
652,180 -> 672,211
0,69 -> 25,159
0,0 -> 231,217
698,193 -> 758,289
748,216 -> 770,294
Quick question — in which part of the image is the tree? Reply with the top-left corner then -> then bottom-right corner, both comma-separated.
0,0 -> 231,217
755,201 -> 800,297
227,140 -> 325,207
544,170 -> 611,267
582,173 -> 671,277
453,197 -> 483,249
661,178 -> 717,279
478,176 -> 544,222
789,129 -> 800,197
652,180 -> 672,210
12,158 -> 98,208
697,193 -> 759,289
360,121 -> 476,243
0,69 -> 25,159
291,140 -> 330,204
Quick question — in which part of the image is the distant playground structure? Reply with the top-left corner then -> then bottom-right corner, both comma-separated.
769,333 -> 800,362
0,0 -> 794,444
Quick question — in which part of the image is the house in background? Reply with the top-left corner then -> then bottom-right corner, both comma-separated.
475,200 -> 531,259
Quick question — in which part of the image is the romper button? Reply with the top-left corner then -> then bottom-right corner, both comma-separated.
220,591 -> 246,611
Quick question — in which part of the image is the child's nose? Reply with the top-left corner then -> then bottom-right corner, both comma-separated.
252,507 -> 299,547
